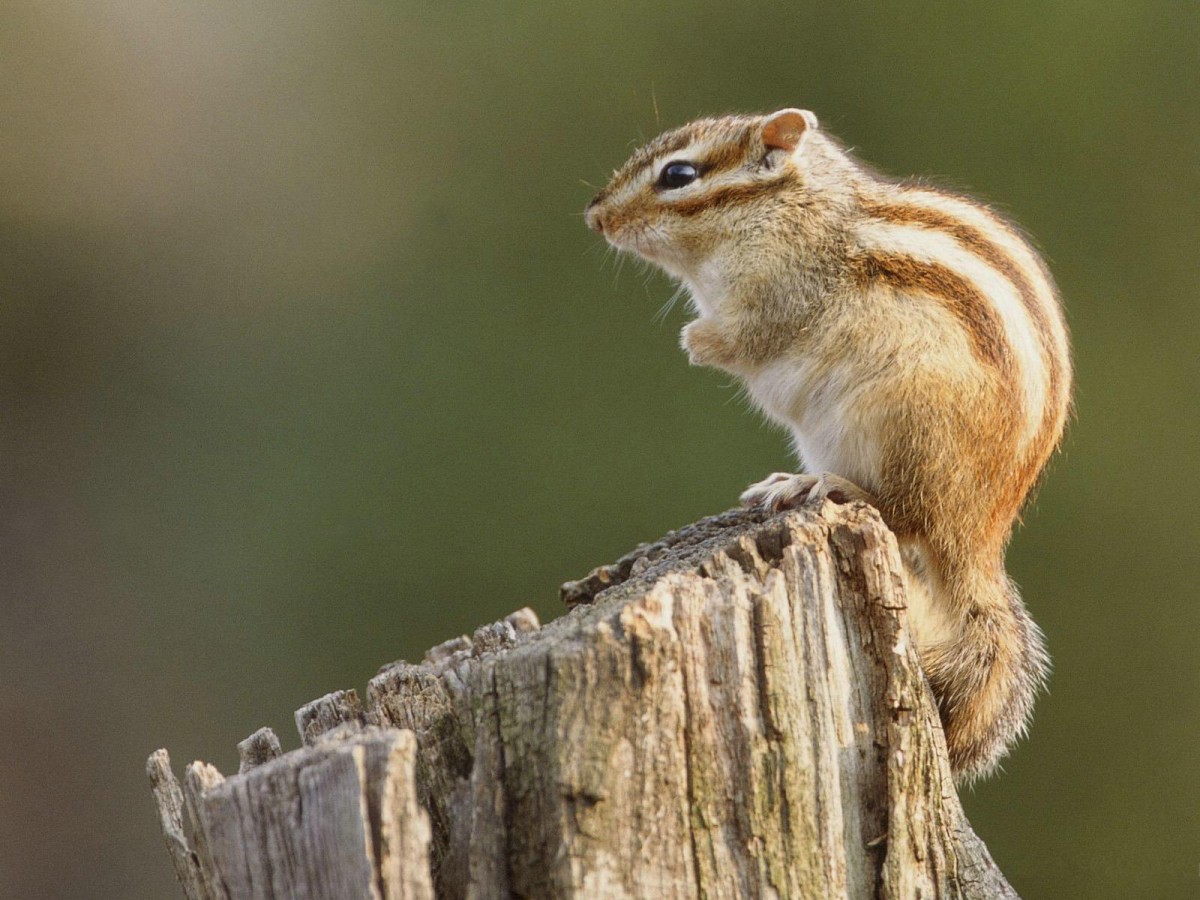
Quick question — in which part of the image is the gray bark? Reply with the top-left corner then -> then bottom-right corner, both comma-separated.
148,504 -> 1019,899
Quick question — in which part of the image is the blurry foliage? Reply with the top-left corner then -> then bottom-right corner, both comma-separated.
0,1 -> 1197,897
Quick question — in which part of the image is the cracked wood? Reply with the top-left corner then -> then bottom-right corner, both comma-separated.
149,504 -> 1018,899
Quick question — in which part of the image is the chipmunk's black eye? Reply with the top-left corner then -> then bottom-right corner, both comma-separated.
658,161 -> 698,190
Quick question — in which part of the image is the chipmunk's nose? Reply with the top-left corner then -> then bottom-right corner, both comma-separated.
585,197 -> 606,234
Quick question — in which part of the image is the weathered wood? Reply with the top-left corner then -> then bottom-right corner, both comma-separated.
156,730 -> 435,900
296,690 -> 368,747
147,749 -> 214,900
149,503 -> 1019,899
237,727 -> 283,774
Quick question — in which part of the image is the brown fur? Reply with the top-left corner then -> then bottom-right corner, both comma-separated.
668,175 -> 796,218
853,253 -> 1016,374
586,111 -> 1071,781
862,198 -> 1070,451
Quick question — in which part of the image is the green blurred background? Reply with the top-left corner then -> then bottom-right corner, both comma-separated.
1,1 -> 1197,897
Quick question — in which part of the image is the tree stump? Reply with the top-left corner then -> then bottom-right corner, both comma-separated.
147,504 -> 1020,899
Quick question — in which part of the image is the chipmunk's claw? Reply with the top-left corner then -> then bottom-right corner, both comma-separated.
740,472 -> 819,511
740,472 -> 873,512
809,473 -> 874,505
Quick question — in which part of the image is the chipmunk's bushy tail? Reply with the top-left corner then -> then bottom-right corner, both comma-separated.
921,570 -> 1049,782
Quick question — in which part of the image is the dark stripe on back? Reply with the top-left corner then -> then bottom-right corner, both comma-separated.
862,198 -> 1064,418
855,253 -> 1015,376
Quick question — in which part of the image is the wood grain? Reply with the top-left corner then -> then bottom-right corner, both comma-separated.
149,503 -> 1018,899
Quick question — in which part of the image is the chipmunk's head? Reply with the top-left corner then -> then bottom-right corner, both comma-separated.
585,109 -> 823,280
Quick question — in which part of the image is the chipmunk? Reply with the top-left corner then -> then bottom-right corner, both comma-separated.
584,109 -> 1071,781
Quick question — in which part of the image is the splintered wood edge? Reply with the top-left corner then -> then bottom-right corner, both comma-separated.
147,503 -> 884,816
148,504 -> 1015,899
237,727 -> 282,774
146,749 -> 210,900
149,730 -> 434,900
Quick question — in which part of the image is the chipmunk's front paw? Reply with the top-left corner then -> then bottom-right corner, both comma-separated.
740,472 -> 820,511
740,472 -> 874,512
681,319 -> 739,369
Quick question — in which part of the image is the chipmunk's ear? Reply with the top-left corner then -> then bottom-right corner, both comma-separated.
760,109 -> 818,153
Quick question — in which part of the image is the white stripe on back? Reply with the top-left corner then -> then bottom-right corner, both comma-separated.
855,220 -> 1048,445
893,191 -> 1069,373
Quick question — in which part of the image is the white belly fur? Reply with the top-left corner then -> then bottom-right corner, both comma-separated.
741,356 -> 882,490
741,355 -> 959,651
